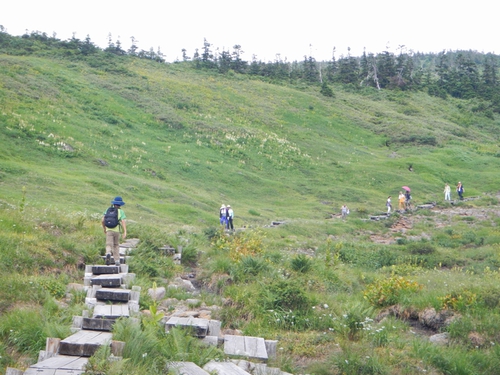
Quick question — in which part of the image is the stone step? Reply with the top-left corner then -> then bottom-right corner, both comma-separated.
93,303 -> 130,319
203,360 -> 251,375
23,355 -> 88,375
59,330 -> 112,357
224,335 -> 268,361
89,274 -> 122,287
96,288 -> 130,302
168,361 -> 211,375
82,317 -> 116,331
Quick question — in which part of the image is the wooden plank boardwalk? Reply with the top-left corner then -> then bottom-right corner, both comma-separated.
7,236 -> 288,374
8,239 -> 141,375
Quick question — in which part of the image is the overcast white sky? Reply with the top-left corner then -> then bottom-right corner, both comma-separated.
2,0 -> 498,62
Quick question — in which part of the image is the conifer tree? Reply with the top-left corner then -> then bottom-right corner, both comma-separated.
336,48 -> 359,85
231,45 -> 247,73
325,47 -> 337,83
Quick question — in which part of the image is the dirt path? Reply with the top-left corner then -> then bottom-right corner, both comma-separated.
370,195 -> 500,244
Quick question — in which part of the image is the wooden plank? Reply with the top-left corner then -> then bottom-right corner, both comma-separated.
82,317 -> 115,331
30,355 -> 87,369
24,369 -> 56,375
165,317 -> 208,337
59,330 -> 112,356
25,370 -> 85,375
96,288 -> 130,302
168,361 -> 210,375
112,304 -> 130,318
92,265 -> 119,275
93,304 -> 129,319
203,361 -> 251,375
25,355 -> 88,375
90,274 -> 122,287
224,335 -> 268,361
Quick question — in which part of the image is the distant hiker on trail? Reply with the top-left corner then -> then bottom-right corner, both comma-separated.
398,192 -> 405,210
456,182 -> 464,200
341,204 -> 349,220
102,196 -> 126,266
386,196 -> 392,214
444,183 -> 451,201
220,204 -> 227,226
405,190 -> 412,210
227,205 -> 234,231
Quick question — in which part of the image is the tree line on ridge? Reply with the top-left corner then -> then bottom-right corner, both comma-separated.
1,27 -> 499,115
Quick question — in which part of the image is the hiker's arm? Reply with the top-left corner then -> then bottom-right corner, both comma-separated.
101,217 -> 106,233
121,220 -> 127,240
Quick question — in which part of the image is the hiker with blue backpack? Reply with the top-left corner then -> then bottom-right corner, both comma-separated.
102,196 -> 127,266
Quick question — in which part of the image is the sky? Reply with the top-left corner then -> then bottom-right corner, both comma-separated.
2,0 -> 498,62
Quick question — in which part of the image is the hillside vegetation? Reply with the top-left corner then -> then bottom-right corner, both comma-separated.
1,31 -> 500,374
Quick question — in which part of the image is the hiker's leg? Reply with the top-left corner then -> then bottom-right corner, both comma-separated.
110,231 -> 120,264
106,231 -> 114,257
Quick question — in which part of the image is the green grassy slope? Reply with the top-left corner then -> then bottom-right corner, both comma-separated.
1,53 -> 499,229
3,50 -> 500,375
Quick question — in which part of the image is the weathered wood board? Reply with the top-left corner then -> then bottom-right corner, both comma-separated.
23,355 -> 88,374
90,274 -> 122,287
165,316 -> 209,337
82,317 -> 116,331
203,360 -> 251,375
59,330 -> 112,357
224,335 -> 268,361
93,304 -> 129,319
168,361 -> 210,375
91,265 -> 119,275
96,288 -> 130,302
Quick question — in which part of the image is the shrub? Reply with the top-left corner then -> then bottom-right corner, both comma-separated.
438,290 -> 477,312
128,244 -> 178,278
238,256 -> 268,276
37,275 -> 67,299
203,226 -> 219,240
364,276 -> 423,307
290,254 -> 313,273
407,241 -> 436,255
211,228 -> 264,262
262,279 -> 312,312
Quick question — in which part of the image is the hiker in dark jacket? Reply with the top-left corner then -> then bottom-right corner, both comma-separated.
226,205 -> 234,231
456,182 -> 464,200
